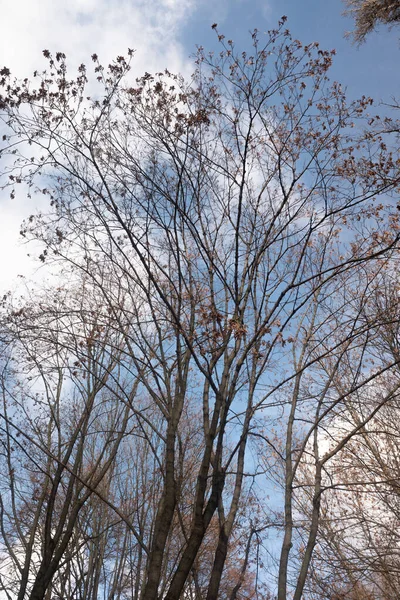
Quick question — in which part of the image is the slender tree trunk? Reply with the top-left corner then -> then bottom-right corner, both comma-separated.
277,374 -> 301,600
293,463 -> 322,600
206,527 -> 229,600
141,422 -> 178,600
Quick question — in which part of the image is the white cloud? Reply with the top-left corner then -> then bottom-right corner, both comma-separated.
0,0 -> 196,292
1,0 -> 194,76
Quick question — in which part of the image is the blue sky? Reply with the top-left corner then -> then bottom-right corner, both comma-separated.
184,0 -> 399,102
0,0 -> 399,291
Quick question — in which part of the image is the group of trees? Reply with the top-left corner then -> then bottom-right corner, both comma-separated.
0,12 -> 399,600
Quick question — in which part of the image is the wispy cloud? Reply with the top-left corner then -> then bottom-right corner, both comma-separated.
2,0 -> 195,75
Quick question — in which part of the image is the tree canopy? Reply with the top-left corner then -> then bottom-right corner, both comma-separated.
0,19 -> 400,599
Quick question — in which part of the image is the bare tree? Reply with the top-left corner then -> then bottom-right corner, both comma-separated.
0,18 -> 400,599
0,279 -> 143,600
290,269 -> 400,599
